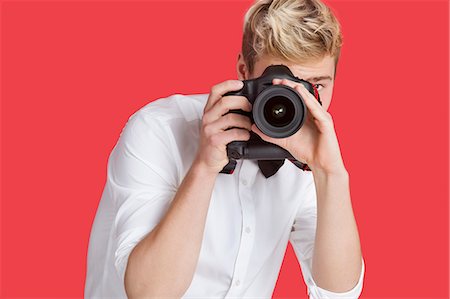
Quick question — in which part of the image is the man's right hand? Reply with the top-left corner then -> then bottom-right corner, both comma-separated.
193,80 -> 253,174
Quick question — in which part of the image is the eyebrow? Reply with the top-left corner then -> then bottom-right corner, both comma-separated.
304,76 -> 333,82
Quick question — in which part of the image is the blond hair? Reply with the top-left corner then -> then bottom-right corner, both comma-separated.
242,0 -> 343,76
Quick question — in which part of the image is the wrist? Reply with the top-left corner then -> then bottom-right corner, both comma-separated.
310,164 -> 349,179
190,159 -> 221,179
311,166 -> 351,206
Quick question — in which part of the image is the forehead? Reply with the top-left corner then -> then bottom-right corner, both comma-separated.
257,54 -> 335,82
289,56 -> 335,81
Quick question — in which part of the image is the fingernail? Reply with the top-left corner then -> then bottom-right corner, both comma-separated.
236,80 -> 244,87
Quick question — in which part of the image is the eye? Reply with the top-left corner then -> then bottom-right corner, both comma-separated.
313,83 -> 324,91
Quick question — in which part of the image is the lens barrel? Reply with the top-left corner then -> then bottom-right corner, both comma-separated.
252,85 -> 306,138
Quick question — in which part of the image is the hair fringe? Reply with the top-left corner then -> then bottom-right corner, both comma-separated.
242,0 -> 343,75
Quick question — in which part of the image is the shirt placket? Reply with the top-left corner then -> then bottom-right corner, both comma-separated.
224,159 -> 257,298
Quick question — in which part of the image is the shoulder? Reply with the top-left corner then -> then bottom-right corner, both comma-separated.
117,93 -> 209,182
132,93 -> 208,125
122,93 -> 208,149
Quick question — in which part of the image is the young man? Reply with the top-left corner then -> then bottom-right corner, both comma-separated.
85,0 -> 365,298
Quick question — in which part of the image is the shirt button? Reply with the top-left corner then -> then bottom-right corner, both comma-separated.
235,279 -> 241,286
245,227 -> 251,234
241,179 -> 248,186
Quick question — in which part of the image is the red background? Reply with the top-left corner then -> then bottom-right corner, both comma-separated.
1,0 -> 449,298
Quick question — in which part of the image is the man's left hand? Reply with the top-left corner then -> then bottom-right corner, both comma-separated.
251,78 -> 346,175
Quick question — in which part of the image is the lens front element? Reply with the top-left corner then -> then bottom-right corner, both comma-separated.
253,85 -> 306,138
263,96 -> 295,128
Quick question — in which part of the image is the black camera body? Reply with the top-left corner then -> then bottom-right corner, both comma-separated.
219,64 -> 322,174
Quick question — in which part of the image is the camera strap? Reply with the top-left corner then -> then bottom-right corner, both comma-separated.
258,158 -> 311,178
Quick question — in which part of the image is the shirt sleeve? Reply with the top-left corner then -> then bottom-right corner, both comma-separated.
289,177 -> 365,299
107,111 -> 180,287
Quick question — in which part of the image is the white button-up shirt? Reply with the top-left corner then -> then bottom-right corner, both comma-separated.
85,93 -> 365,298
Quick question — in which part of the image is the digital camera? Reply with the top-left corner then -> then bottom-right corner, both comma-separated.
219,64 -> 322,174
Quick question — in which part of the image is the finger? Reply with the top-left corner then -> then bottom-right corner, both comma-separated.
295,84 -> 329,123
205,95 -> 252,124
272,78 -> 283,85
273,79 -> 319,104
205,113 -> 252,136
272,78 -> 326,126
273,78 -> 297,88
211,128 -> 251,147
204,80 -> 244,111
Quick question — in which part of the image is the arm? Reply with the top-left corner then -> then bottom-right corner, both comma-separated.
252,78 -> 364,295
310,168 -> 362,292
124,80 -> 253,297
289,174 -> 364,298
124,161 -> 218,297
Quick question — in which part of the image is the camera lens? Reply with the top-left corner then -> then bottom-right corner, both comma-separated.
253,85 -> 306,138
263,96 -> 295,127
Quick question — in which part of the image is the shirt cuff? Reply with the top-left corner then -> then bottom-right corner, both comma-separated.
308,257 -> 365,299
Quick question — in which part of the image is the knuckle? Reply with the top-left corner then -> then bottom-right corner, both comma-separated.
203,124 -> 213,136
225,113 -> 234,122
209,134 -> 221,147
239,116 -> 251,129
282,79 -> 295,88
201,115 -> 210,126
225,79 -> 240,89
219,98 -> 230,111
207,134 -> 216,146
234,129 -> 243,139
238,97 -> 247,108
226,129 -> 237,140
210,85 -> 220,97
235,115 -> 249,130
225,79 -> 235,87
241,130 -> 251,139
215,96 -> 223,107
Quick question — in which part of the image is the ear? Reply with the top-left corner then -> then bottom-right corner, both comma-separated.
236,52 -> 249,80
